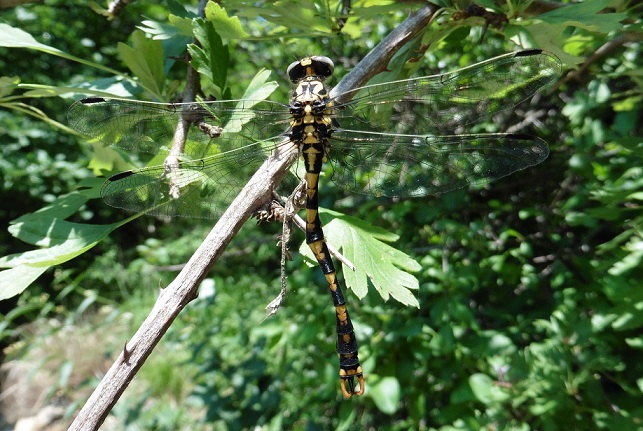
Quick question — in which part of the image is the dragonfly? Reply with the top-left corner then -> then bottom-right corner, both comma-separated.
68,49 -> 562,398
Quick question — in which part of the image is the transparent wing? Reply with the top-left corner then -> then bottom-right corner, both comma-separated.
332,50 -> 562,134
100,136 -> 296,219
67,97 -> 293,159
67,97 -> 295,218
327,50 -> 561,196
327,131 -> 549,197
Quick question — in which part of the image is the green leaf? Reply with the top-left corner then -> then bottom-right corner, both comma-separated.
537,0 -> 627,33
138,20 -> 182,40
0,266 -> 48,301
0,22 -> 65,54
625,337 -> 643,349
450,380 -> 476,403
204,2 -> 249,39
10,191 -> 94,233
0,75 -> 20,98
0,186 -> 135,299
0,215 -> 129,293
240,69 -> 278,101
608,237 -> 643,276
238,1 -> 334,35
508,7 -> 598,64
221,69 -> 278,133
118,31 -> 165,99
369,376 -> 401,414
138,14 -> 194,40
300,209 -> 421,306
16,77 -> 141,100
0,223 -> 119,299
612,308 -> 643,331
6,221 -> 118,261
189,19 -> 230,94
0,23 -> 124,77
87,141 -> 131,175
469,373 -> 510,405
530,399 -> 558,415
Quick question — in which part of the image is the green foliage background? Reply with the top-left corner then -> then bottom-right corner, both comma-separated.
0,0 -> 641,430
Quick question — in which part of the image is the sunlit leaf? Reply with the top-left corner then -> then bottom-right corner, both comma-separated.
300,209 -> 420,306
204,2 -> 249,39
0,266 -> 48,300
469,373 -> 510,404
118,31 -> 165,99
369,376 -> 401,413
0,186 -> 135,298
538,0 -> 627,33
189,19 -> 230,95
138,14 -> 194,40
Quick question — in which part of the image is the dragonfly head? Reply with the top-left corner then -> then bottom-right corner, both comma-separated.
287,56 -> 334,83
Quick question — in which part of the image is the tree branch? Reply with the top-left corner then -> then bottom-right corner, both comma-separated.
555,31 -> 643,91
331,4 -> 437,102
67,5 -> 437,429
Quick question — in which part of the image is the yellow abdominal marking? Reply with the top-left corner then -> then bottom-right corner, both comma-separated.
309,240 -> 326,260
324,273 -> 337,287
336,304 -> 348,321
306,209 -> 318,232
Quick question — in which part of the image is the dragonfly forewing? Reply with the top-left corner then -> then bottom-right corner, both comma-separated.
68,97 -> 293,160
333,50 -> 562,135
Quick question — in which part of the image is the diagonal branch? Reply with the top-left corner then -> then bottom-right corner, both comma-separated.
331,4 -> 437,101
554,31 -> 643,91
67,4 -> 437,430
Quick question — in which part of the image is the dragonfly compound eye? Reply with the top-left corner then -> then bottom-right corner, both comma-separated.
310,56 -> 334,78
287,59 -> 302,82
287,56 -> 335,82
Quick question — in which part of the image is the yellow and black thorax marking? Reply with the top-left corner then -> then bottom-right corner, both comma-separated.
288,56 -> 335,161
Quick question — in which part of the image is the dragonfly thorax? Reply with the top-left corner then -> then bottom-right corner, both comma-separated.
288,57 -> 334,137
291,78 -> 330,104
289,76 -> 333,141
